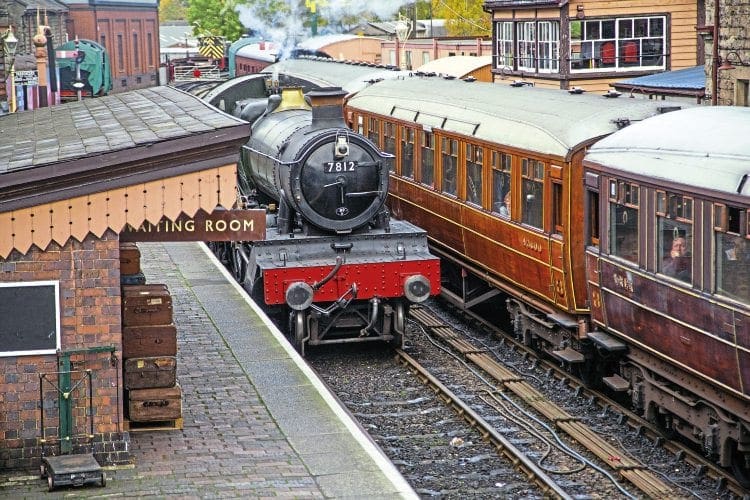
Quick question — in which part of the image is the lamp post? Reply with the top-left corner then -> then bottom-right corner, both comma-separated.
184,32 -> 190,61
395,16 -> 411,70
3,26 -> 18,113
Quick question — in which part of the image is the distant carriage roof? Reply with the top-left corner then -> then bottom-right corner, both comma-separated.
584,106 -> 750,197
415,56 -> 492,78
263,57 -> 408,93
346,76 -> 686,159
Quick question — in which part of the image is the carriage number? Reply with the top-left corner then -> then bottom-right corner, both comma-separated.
325,161 -> 357,173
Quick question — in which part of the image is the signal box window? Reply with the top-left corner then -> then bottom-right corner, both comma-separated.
656,191 -> 693,283
441,138 -> 458,196
570,16 -> 665,71
367,117 -> 379,149
714,204 -> 749,304
401,128 -> 415,179
608,180 -> 638,263
492,152 -> 512,217
521,158 -> 544,229
466,144 -> 483,205
421,131 -> 435,188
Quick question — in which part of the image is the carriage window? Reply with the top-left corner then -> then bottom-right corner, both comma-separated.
609,180 -> 638,263
441,138 -> 458,196
357,116 -> 364,134
552,182 -> 563,235
657,192 -> 693,282
401,128 -> 415,179
367,117 -> 379,148
492,151 -> 512,217
521,158 -> 544,229
421,131 -> 435,188
466,144 -> 483,205
715,205 -> 749,304
383,122 -> 396,155
588,190 -> 600,247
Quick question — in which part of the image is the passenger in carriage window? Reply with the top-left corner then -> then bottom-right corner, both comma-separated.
662,236 -> 691,281
498,191 -> 511,217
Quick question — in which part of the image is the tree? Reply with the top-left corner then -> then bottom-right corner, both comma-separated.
160,0 -> 188,21
187,0 -> 246,42
431,0 -> 491,37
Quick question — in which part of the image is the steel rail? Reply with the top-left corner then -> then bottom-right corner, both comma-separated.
393,348 -> 573,500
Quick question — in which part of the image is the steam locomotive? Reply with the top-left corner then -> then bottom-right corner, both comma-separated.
210,84 -> 440,355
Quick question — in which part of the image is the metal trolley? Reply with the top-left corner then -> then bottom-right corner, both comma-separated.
38,368 -> 106,491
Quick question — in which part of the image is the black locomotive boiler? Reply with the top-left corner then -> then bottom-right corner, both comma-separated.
214,86 -> 440,354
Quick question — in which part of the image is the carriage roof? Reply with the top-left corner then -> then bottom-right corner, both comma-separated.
584,106 -> 750,197
346,76 -> 684,159
263,58 -> 408,93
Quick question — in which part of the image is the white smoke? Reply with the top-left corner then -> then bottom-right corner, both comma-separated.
235,0 -> 409,58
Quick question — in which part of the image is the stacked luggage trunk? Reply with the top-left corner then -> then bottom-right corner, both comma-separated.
119,243 -> 182,429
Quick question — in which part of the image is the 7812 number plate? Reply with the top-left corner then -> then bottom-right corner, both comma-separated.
325,161 -> 357,173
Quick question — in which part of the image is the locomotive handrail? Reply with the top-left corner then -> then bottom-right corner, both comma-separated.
345,191 -> 384,198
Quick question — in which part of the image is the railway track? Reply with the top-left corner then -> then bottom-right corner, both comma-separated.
408,306 -> 677,498
309,300 -> 744,498
416,300 -> 747,498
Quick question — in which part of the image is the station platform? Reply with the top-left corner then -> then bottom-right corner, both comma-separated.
0,241 -> 416,498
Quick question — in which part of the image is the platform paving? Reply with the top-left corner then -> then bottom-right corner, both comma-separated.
0,241 -> 416,499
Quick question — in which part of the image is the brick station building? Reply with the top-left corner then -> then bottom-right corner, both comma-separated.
0,86 -> 250,470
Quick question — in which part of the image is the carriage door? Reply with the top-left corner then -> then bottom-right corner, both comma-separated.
549,167 -> 569,309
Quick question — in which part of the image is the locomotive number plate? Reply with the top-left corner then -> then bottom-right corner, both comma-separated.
325,161 -> 357,173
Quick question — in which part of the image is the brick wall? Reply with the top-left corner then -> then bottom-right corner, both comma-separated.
66,4 -> 160,94
0,231 -> 130,471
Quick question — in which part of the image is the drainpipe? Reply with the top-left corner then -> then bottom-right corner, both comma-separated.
711,0 -> 719,105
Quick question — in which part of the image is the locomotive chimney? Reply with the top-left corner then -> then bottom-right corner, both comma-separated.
307,87 -> 348,130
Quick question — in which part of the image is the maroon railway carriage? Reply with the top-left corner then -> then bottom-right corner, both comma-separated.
344,76 -> 685,363
583,106 -> 750,484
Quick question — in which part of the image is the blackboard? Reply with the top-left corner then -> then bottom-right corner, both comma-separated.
0,281 -> 59,355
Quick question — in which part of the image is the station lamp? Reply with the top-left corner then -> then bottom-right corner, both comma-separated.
3,26 -> 18,113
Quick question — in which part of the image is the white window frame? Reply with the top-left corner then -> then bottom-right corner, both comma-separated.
495,21 -> 513,69
517,22 -> 537,71
538,21 -> 559,72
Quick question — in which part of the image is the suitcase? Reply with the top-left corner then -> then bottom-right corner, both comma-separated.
120,272 -> 146,286
123,356 -> 177,389
127,385 -> 182,422
119,242 -> 141,275
122,324 -> 178,358
122,284 -> 173,326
